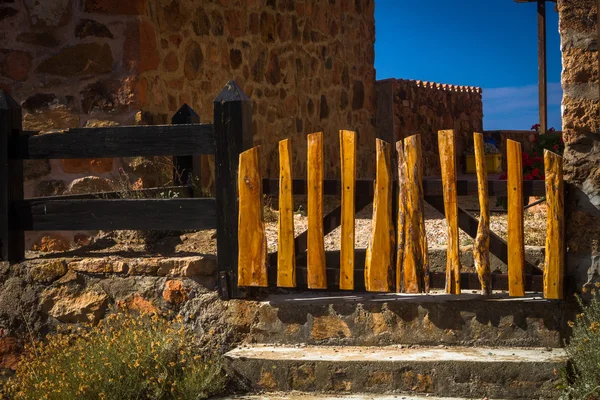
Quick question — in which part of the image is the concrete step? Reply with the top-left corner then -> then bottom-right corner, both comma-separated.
241,293 -> 574,348
226,393 -> 497,399
225,345 -> 567,400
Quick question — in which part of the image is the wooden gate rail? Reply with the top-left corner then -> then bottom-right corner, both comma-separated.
14,198 -> 216,231
263,178 -> 546,275
262,178 -> 546,197
424,196 -> 542,275
264,258 -> 544,292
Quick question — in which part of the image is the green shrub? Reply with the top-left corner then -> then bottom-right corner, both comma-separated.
3,312 -> 227,400
561,287 -> 600,400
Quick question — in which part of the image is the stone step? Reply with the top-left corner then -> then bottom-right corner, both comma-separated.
226,393 -> 501,399
225,345 -> 567,400
226,393 -> 496,399
241,293 -> 574,348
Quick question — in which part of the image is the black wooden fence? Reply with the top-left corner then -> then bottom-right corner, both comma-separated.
0,81 -> 252,300
1,80 -> 548,300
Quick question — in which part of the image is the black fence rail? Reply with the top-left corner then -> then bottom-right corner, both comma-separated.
0,81 -> 252,302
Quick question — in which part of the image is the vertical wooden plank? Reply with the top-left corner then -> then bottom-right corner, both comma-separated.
543,150 -> 564,300
238,147 -> 268,287
214,81 -> 253,299
402,134 -> 429,293
307,132 -> 327,289
438,130 -> 461,294
396,140 -> 407,293
473,132 -> 492,295
171,104 -> 200,185
277,139 -> 296,288
365,139 -> 394,292
339,130 -> 356,290
0,90 -> 24,263
507,139 -> 525,297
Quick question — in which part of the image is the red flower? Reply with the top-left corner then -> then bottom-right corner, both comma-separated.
524,173 -> 534,180
531,124 -> 540,131
553,144 -> 559,151
532,168 -> 541,178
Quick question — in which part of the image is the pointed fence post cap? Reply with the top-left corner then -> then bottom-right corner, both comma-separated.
172,103 -> 199,124
214,80 -> 250,103
0,90 -> 20,110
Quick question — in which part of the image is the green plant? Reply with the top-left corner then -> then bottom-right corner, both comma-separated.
3,312 -> 227,400
560,286 -> 600,400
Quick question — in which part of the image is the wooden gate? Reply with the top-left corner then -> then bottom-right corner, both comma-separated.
236,130 -> 565,300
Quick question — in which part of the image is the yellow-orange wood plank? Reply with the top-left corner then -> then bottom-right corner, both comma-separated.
395,140 -> 407,293
473,132 -> 492,295
402,134 -> 429,293
438,130 -> 461,294
507,139 -> 525,297
277,139 -> 296,288
543,150 -> 564,300
365,139 -> 394,292
307,132 -> 327,289
339,130 -> 356,290
237,146 -> 268,287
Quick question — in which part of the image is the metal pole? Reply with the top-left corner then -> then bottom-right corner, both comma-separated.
538,0 -> 548,133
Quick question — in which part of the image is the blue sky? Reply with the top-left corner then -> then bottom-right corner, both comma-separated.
375,0 -> 562,130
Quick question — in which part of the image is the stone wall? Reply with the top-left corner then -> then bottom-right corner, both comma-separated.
376,79 -> 483,176
142,0 -> 377,181
557,0 -> 600,290
0,0 -> 376,249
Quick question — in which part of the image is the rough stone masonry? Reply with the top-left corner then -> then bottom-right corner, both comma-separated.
558,0 -> 600,290
0,0 -> 378,249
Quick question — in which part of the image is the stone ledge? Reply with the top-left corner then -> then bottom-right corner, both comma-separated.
225,345 -> 566,399
26,255 -> 217,280
233,293 -> 574,348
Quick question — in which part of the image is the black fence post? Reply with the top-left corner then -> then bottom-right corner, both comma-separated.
214,81 -> 252,300
0,91 -> 24,263
171,104 -> 200,186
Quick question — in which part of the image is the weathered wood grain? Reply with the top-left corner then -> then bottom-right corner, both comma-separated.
365,139 -> 394,292
396,140 -> 407,293
507,139 -> 525,297
543,150 -> 564,300
438,130 -> 461,294
402,134 -> 429,293
473,132 -> 492,295
277,139 -> 296,288
237,147 -> 268,287
16,198 -> 216,231
339,130 -> 356,290
307,132 -> 327,289
18,124 -> 215,159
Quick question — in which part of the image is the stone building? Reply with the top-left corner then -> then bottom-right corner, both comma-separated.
0,0 -> 487,250
0,0 -> 377,192
557,0 -> 600,289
